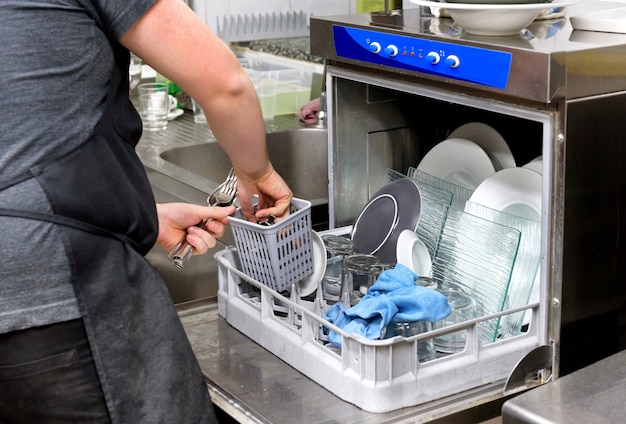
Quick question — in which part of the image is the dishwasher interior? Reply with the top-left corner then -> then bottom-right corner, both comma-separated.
286,1 -> 626,417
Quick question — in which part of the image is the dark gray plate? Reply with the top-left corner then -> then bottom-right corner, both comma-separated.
351,178 -> 422,264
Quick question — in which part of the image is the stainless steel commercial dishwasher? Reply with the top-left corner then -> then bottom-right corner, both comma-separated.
308,0 -> 626,417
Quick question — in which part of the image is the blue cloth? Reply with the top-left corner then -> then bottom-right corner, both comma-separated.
324,264 -> 451,347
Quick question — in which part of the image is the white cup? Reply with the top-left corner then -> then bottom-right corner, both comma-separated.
167,94 -> 177,112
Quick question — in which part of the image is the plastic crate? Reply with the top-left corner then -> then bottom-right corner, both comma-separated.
215,245 -> 542,414
227,197 -> 313,292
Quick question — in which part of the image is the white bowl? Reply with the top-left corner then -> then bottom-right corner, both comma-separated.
396,230 -> 432,277
447,7 -> 542,36
444,0 -> 552,4
410,0 -> 574,36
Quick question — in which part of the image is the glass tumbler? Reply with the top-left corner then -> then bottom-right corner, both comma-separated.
416,276 -> 438,291
433,285 -> 477,354
321,235 -> 354,304
137,82 -> 170,131
340,254 -> 380,307
191,98 -> 206,124
368,263 -> 393,287
383,320 -> 437,363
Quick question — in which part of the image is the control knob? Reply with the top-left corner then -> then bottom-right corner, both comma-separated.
445,55 -> 460,68
426,51 -> 440,65
369,41 -> 382,54
384,44 -> 398,57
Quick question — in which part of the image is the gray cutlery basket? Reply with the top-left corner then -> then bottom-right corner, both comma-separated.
228,197 -> 313,292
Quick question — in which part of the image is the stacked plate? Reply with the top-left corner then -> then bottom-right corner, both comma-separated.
468,149 -> 542,223
417,122 -> 543,338
467,155 -> 543,335
470,167 -> 541,221
416,122 -> 515,191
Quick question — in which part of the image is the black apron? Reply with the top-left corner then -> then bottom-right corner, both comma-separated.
0,40 -> 216,423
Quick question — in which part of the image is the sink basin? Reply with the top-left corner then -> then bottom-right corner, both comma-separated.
160,128 -> 328,206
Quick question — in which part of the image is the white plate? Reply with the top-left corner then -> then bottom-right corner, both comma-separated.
449,122 -> 515,170
469,167 -> 542,221
396,230 -> 432,277
522,156 -> 543,175
409,0 -> 576,36
417,138 -> 496,190
298,230 -> 326,297
167,108 -> 184,120
351,178 -> 422,264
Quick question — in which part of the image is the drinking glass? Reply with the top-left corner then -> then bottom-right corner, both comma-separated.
416,276 -> 438,291
340,254 -> 380,307
383,320 -> 437,362
321,235 -> 354,304
433,285 -> 477,354
191,98 -> 206,124
137,82 -> 170,131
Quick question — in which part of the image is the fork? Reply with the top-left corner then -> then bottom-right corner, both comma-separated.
168,168 -> 238,268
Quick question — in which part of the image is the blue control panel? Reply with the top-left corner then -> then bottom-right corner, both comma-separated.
333,25 -> 512,89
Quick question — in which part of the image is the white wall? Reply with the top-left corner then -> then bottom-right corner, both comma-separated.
190,0 -> 357,35
189,0 -> 424,40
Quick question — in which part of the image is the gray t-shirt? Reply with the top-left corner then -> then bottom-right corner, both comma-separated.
0,0 -> 156,334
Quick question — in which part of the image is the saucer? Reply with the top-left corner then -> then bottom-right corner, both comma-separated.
167,108 -> 184,120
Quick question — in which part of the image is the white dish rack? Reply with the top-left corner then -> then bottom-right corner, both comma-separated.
215,237 -> 542,413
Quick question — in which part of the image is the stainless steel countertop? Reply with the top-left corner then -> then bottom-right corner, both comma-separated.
180,305 -> 385,424
180,303 -> 505,424
502,348 -> 626,423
